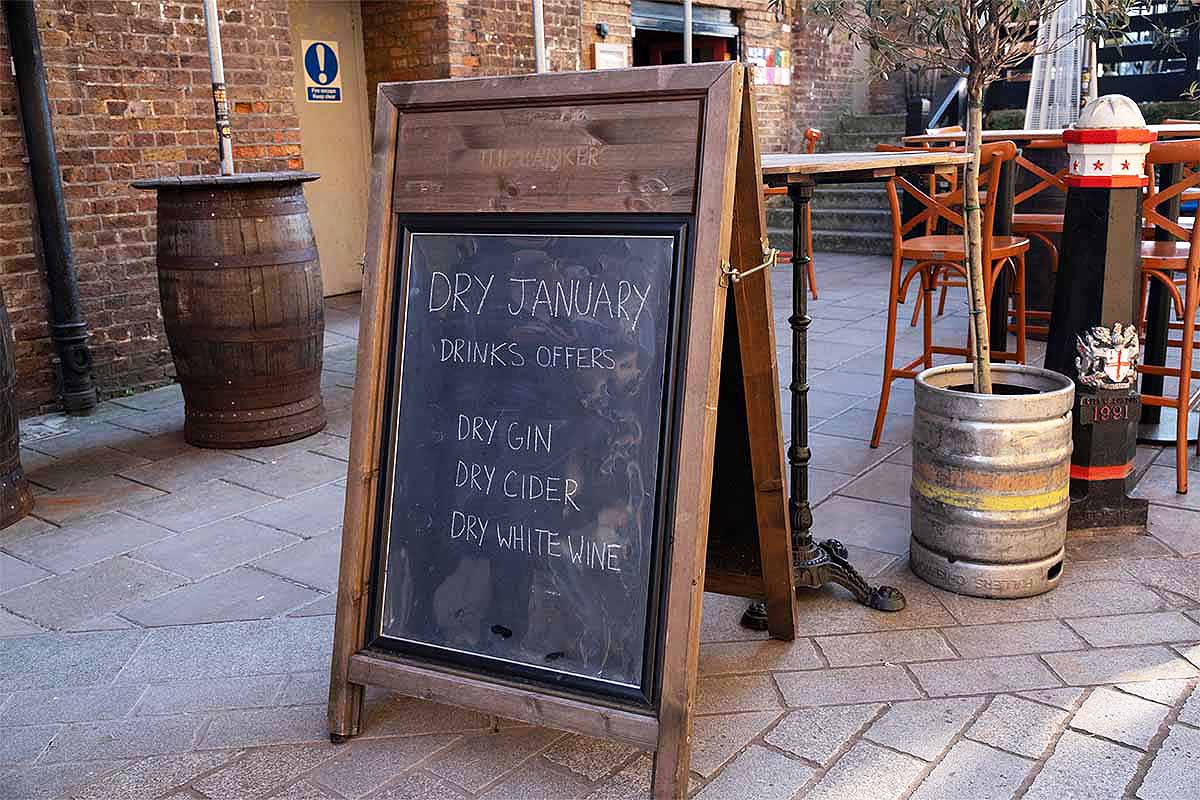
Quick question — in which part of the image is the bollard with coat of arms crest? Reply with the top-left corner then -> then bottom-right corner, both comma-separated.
1044,96 -> 1151,533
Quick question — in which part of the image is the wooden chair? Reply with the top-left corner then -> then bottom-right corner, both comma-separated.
924,141 -> 1066,332
1162,121 -> 1200,209
871,141 -> 1030,449
1138,138 -> 1200,493
764,127 -> 821,299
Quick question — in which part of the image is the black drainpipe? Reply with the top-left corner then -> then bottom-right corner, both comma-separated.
3,0 -> 97,414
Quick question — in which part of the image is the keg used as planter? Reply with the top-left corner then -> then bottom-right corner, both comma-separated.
133,173 -> 326,449
910,363 -> 1074,598
0,298 -> 33,528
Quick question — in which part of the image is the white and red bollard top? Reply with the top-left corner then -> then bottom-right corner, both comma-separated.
1062,95 -> 1157,189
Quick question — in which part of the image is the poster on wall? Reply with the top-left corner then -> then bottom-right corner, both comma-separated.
302,39 -> 343,102
746,46 -> 791,86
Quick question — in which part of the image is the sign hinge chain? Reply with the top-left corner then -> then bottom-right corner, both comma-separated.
720,240 -> 778,286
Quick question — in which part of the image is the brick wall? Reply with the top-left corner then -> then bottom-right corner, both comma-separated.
789,5 -> 859,143
0,0 -> 301,415
446,0 -> 583,76
1,0 -> 873,415
362,0 -> 448,122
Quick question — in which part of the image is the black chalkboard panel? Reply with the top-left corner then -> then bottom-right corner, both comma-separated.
369,217 -> 688,706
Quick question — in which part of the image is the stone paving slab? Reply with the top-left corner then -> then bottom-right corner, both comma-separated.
1,512 -> 175,574
0,557 -> 185,630
965,694 -> 1070,759
0,261 -> 1198,799
802,741 -> 924,800
1024,729 -> 1143,800
129,518 -> 300,580
125,479 -> 277,533
864,697 -> 983,761
0,552 -> 50,593
1043,645 -> 1200,686
119,567 -> 323,627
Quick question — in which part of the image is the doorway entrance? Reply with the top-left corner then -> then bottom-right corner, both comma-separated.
288,0 -> 371,297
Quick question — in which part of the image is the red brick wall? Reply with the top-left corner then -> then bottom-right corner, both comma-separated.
0,0 -> 302,415
789,5 -> 858,145
446,0 -> 583,76
362,0 -> 448,122
1,0 -> 869,415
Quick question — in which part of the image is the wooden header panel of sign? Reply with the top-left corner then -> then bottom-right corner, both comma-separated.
329,63 -> 794,799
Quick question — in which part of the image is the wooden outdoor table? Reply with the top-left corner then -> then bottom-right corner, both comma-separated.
901,123 -> 1200,147
903,124 -> 1200,444
759,150 -> 970,611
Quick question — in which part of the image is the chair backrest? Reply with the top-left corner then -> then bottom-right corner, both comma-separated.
762,128 -> 823,198
803,127 -> 822,154
1144,138 -> 1200,242
1013,145 -> 1069,209
880,141 -> 1018,263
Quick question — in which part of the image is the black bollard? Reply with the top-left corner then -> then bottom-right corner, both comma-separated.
1043,96 -> 1153,533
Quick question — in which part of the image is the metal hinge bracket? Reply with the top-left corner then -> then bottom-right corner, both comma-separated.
720,240 -> 778,286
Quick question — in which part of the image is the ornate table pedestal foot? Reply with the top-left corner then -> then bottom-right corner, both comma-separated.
794,538 -> 905,611
741,538 -> 905,629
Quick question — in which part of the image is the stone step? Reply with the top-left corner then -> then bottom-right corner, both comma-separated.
765,186 -> 888,217
821,130 -> 907,152
765,206 -> 891,233
813,207 -> 892,233
813,185 -> 888,209
768,226 -> 893,256
833,112 -> 907,133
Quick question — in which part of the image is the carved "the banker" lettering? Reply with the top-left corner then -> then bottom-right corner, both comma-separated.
479,145 -> 602,172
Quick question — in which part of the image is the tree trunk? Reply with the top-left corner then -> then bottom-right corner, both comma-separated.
963,79 -> 993,394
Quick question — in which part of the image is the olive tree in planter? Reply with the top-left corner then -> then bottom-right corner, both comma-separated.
807,0 -> 1148,597
812,0 -> 1143,392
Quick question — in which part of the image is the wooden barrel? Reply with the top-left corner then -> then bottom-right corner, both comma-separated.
134,173 -> 326,448
0,294 -> 33,527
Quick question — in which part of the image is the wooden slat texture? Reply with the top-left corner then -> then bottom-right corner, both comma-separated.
761,150 -> 972,179
650,62 -> 743,800
729,75 -> 796,642
328,90 -> 401,741
903,123 -> 1200,146
380,62 -> 734,110
348,653 -> 659,748
0,294 -> 32,529
330,64 -> 751,800
153,180 -> 325,448
393,100 -> 701,213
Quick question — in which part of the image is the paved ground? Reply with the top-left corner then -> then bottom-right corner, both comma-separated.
1,253 -> 1197,800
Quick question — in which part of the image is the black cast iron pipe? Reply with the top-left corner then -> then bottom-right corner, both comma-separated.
3,0 -> 97,413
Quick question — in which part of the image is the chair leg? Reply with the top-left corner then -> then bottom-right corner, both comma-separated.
922,268 -> 935,370
872,255 -> 905,449
937,278 -> 950,317
1014,254 -> 1028,365
910,267 -> 925,327
806,205 -> 818,300
1176,267 -> 1197,494
1138,272 -> 1151,337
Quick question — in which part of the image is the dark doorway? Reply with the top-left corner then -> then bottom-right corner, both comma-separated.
630,0 -> 739,67
633,29 -> 733,66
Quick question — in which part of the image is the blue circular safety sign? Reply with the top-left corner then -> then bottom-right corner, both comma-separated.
304,42 -> 339,86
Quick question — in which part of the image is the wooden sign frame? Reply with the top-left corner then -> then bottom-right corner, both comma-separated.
329,63 -> 794,799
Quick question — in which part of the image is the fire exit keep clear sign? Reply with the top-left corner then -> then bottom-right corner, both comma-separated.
303,40 -> 342,103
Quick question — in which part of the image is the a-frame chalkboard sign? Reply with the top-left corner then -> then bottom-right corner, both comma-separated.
329,62 -> 795,799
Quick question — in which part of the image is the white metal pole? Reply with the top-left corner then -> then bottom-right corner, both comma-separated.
202,0 -> 234,175
683,0 -> 693,63
532,0 -> 548,73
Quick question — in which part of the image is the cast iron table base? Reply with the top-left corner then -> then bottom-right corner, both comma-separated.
742,181 -> 905,630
